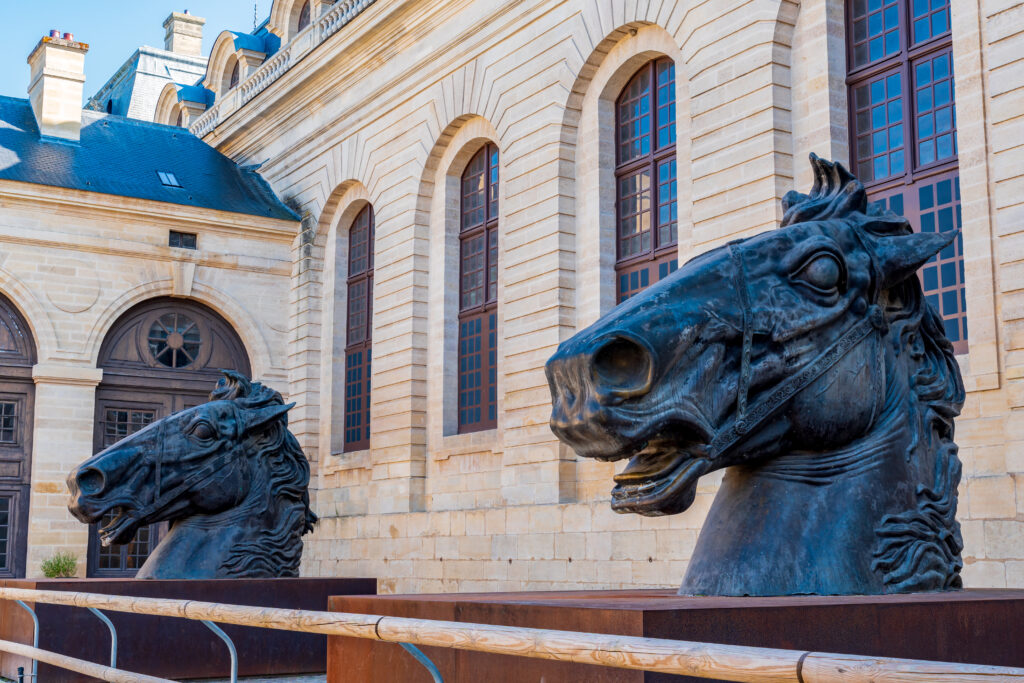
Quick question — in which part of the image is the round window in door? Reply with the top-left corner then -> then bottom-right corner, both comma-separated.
88,297 -> 251,577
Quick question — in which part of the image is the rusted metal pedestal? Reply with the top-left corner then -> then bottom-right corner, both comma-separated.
0,577 -> 375,682
327,588 -> 1024,683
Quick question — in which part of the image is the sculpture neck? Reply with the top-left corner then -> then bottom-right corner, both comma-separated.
681,384 -> 920,596
754,403 -> 909,485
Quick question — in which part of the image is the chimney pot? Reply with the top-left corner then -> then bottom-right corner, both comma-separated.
163,12 -> 205,56
27,34 -> 89,141
49,30 -> 60,38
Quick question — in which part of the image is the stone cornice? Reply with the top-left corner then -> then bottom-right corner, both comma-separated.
32,364 -> 104,387
190,0 -> 377,139
0,179 -> 298,239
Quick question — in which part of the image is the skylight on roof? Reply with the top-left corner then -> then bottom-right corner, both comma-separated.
157,171 -> 182,188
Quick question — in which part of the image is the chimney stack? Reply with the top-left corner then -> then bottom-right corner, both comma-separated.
27,33 -> 89,142
163,11 -> 205,56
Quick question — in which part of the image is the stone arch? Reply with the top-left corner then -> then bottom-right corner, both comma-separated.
561,22 -> 691,329
0,271 -> 56,364
204,31 -> 245,97
155,84 -> 180,126
316,180 -> 372,462
85,282 -> 276,382
417,115 -> 503,443
269,0 -> 325,41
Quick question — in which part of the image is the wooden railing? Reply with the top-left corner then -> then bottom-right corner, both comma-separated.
0,586 -> 1021,683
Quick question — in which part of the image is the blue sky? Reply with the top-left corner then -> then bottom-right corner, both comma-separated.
0,2 -> 267,101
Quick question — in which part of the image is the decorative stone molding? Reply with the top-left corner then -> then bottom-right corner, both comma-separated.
190,0 -> 374,139
32,364 -> 103,387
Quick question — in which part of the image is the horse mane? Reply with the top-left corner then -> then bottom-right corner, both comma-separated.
782,154 -> 966,591
211,371 -> 318,577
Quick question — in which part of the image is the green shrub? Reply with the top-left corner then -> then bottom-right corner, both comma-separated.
40,552 -> 77,578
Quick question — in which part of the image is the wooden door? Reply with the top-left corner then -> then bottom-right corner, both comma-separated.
0,295 -> 36,578
89,298 -> 250,577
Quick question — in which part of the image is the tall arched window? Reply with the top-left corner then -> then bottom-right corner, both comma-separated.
458,144 -> 499,433
614,58 -> 678,303
846,0 -> 965,351
298,1 -> 312,31
229,60 -> 240,90
344,205 -> 373,451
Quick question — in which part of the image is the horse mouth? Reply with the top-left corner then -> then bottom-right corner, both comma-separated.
611,443 -> 711,516
98,506 -> 139,547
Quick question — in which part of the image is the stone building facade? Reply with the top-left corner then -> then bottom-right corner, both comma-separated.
163,0 -> 1024,593
1,0 -> 1022,590
0,34 -> 297,576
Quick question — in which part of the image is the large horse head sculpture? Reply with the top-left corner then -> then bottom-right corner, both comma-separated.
67,371 -> 317,579
546,155 -> 965,596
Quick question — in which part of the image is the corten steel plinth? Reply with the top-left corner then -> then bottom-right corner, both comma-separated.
0,577 -> 375,682
327,589 -> 1024,683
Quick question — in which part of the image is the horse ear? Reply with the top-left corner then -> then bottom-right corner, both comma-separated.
242,402 -> 294,432
876,230 -> 959,289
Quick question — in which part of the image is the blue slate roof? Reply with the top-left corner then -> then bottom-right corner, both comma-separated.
0,96 -> 297,222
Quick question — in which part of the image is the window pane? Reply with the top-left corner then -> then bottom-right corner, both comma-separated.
461,149 -> 488,230
655,60 -> 676,150
913,51 -> 957,168
617,67 -> 652,163
912,0 -> 950,44
617,170 -> 651,259
850,0 -> 902,67
852,70 -> 904,182
460,234 -> 487,310
457,311 -> 497,433
656,159 -> 678,248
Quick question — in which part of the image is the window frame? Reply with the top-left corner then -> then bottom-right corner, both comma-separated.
845,0 -> 965,353
613,57 -> 679,304
845,0 -> 958,194
456,143 -> 499,434
343,204 -> 374,452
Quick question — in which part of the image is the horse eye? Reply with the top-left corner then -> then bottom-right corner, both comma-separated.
795,253 -> 842,292
191,422 -> 216,441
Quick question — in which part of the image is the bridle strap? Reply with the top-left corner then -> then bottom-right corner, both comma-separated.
135,446 -> 237,521
710,307 -> 882,459
729,243 -> 755,423
715,242 -> 884,459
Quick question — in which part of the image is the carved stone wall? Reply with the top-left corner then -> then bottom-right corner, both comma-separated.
0,184 -> 295,575
195,0 -> 1024,592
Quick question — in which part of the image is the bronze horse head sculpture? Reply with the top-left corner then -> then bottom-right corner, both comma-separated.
67,371 -> 317,578
546,155 -> 965,596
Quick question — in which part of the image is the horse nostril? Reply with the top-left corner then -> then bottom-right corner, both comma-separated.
591,336 -> 653,397
77,468 -> 105,497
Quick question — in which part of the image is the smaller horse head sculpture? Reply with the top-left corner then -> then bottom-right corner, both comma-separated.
67,371 -> 317,579
547,155 -> 965,596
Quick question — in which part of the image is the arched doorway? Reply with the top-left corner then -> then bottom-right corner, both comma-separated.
0,294 -> 35,578
89,298 -> 251,577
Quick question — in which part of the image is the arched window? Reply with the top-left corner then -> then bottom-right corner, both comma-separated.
175,109 -> 184,128
344,205 -> 374,451
298,1 -> 312,31
458,144 -> 499,433
846,0 -> 965,351
229,59 -> 240,90
614,58 -> 678,303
